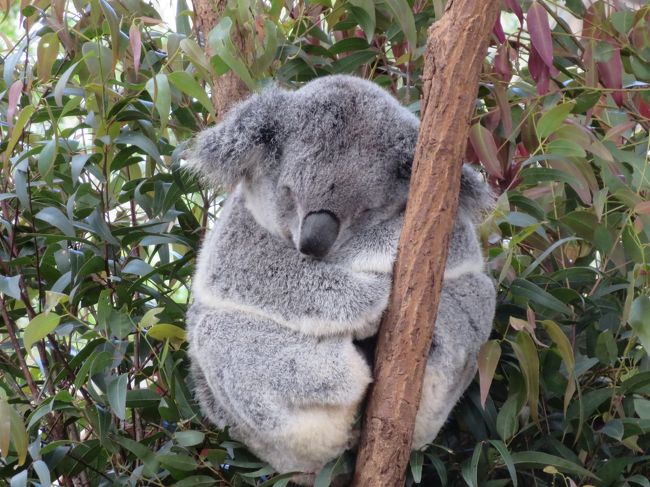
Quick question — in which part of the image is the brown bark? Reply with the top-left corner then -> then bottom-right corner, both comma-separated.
351,1 -> 500,486
192,0 -> 250,117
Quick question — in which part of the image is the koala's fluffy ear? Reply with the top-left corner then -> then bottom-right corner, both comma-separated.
459,165 -> 495,222
185,85 -> 288,189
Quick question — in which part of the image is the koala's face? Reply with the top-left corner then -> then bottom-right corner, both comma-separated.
190,75 -> 419,259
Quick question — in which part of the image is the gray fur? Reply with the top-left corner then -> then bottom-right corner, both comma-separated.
186,75 -> 495,478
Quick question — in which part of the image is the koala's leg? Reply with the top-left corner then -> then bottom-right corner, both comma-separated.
249,337 -> 371,475
412,272 -> 495,450
189,310 -> 371,476
190,361 -> 231,430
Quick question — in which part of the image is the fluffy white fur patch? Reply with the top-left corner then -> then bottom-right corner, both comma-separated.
443,257 -> 485,280
192,283 -> 387,338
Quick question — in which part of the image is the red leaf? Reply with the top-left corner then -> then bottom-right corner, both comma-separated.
504,0 -> 523,23
494,43 -> 511,81
528,46 -> 550,95
469,123 -> 504,179
129,22 -> 141,77
464,139 -> 479,164
7,79 -> 23,132
493,16 -> 505,43
582,2 -> 606,41
634,93 -> 650,119
527,1 -> 554,70
596,42 -> 623,107
605,121 -> 636,142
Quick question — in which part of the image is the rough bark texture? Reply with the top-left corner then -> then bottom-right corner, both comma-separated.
192,0 -> 250,117
351,1 -> 500,486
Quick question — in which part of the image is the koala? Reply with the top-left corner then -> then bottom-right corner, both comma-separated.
185,75 -> 496,480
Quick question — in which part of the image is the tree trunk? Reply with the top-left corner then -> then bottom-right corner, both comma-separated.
192,0 -> 250,117
351,1 -> 500,486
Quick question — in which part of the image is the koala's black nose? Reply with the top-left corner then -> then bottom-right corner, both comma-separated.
299,210 -> 340,259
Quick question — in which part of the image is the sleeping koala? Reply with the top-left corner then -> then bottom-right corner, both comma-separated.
186,75 -> 496,479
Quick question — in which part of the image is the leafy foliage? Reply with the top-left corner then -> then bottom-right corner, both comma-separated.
0,0 -> 649,485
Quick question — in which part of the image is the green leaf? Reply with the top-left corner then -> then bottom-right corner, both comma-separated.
0,398 -> 11,458
145,74 -> 172,130
488,440 -> 517,487
53,62 -> 79,107
536,102 -> 575,139
158,453 -> 197,471
32,460 -> 51,487
115,132 -> 162,163
99,0 -> 121,66
385,0 -> 417,51
125,389 -> 160,408
510,279 -> 572,315
0,398 -> 28,466
146,324 -> 186,344
314,453 -> 350,487
462,442 -> 482,487
477,340 -> 501,408
36,33 -> 59,82
409,450 -> 423,483
0,275 -> 21,300
509,451 -> 597,478
82,42 -> 113,81
630,296 -> 650,356
36,207 -> 75,237
546,139 -> 586,157
24,313 -> 61,357
173,476 -> 217,487
541,320 -> 576,413
610,10 -> 635,35
107,374 -> 128,420
349,0 -> 376,42
510,332 -> 540,424
251,20 -> 279,76
332,50 -> 378,74
140,307 -> 163,328
3,106 -> 35,171
208,17 -> 257,91
168,71 -> 215,115
71,154 -> 92,182
37,140 -> 57,183
174,430 -> 205,447
111,434 -> 158,475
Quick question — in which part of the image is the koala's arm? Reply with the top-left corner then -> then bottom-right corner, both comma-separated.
193,198 -> 392,338
327,215 -> 403,275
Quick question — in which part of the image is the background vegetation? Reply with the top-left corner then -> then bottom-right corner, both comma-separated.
0,0 -> 649,485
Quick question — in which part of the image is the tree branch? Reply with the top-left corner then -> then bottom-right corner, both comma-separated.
352,1 -> 501,485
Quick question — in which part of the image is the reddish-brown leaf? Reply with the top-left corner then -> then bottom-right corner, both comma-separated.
129,22 -> 142,77
634,93 -> 650,119
478,340 -> 501,408
527,2 -> 554,71
494,43 -> 511,81
504,0 -> 523,23
7,80 -> 23,131
528,46 -> 550,95
596,42 -> 623,107
469,123 -> 504,179
635,201 -> 650,215
605,121 -> 637,142
493,16 -> 505,43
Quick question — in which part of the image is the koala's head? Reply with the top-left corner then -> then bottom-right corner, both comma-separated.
187,75 -> 419,259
